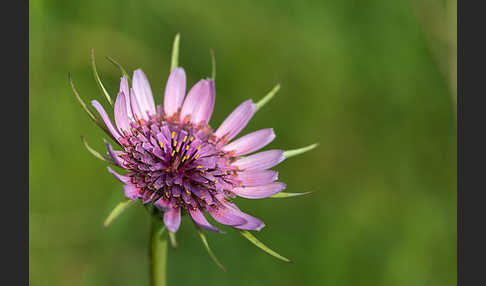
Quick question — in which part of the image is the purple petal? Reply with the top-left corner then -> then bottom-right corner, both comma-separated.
214,100 -> 257,142
114,91 -> 131,134
164,67 -> 186,117
129,87 -> 145,121
154,198 -> 171,212
119,76 -> 130,100
132,69 -> 156,117
123,185 -> 140,200
231,182 -> 286,199
222,128 -> 276,156
91,100 -> 122,140
191,187 -> 213,204
120,77 -> 134,123
232,150 -> 285,171
223,202 -> 265,231
164,207 -> 181,232
237,170 -> 278,187
188,208 -> 221,233
107,166 -> 131,184
104,140 -> 123,167
172,185 -> 182,197
207,205 -> 247,226
180,79 -> 215,125
142,191 -> 157,204
113,151 -> 128,166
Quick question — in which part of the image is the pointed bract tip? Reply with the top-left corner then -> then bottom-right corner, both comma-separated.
105,55 -> 130,80
256,84 -> 280,111
170,33 -> 181,71
239,230 -> 291,263
104,200 -> 136,227
69,73 -> 102,126
269,191 -> 312,199
283,143 -> 318,159
210,48 -> 216,80
80,135 -> 109,163
196,226 -> 227,271
168,231 -> 178,248
90,48 -> 113,106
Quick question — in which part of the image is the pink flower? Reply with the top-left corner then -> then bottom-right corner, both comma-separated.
94,67 -> 285,233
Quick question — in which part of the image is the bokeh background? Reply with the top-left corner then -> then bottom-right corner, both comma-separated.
29,0 -> 457,285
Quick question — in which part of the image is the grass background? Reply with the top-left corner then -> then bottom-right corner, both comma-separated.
29,0 -> 456,285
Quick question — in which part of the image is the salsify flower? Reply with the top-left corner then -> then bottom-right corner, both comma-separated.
101,69 -> 284,233
70,35 -> 316,272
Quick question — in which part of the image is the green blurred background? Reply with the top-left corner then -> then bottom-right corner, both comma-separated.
29,0 -> 457,285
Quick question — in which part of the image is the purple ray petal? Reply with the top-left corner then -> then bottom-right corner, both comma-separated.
91,100 -> 122,140
188,207 -> 221,233
104,139 -> 123,167
107,166 -> 131,184
164,207 -> 181,232
231,182 -> 286,199
113,151 -> 128,167
154,198 -> 171,212
180,79 -> 215,125
119,76 -> 130,100
232,150 -> 285,171
236,170 -> 278,187
222,128 -> 276,156
153,177 -> 164,189
122,185 -> 140,200
191,187 -> 213,204
114,91 -> 131,134
192,79 -> 215,125
132,69 -> 155,117
172,185 -> 181,197
164,67 -> 186,118
141,191 -> 157,204
207,205 -> 247,226
120,77 -> 134,123
182,191 -> 197,206
223,202 -> 265,231
214,99 -> 257,142
129,87 -> 145,121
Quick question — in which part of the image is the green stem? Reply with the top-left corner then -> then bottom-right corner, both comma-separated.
149,216 -> 167,286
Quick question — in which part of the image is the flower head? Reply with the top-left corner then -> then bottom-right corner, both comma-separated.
95,67 -> 286,233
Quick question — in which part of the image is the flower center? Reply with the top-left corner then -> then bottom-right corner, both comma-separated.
118,116 -> 236,210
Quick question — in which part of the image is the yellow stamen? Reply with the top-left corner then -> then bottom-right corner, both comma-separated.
171,150 -> 175,157
182,156 -> 187,162
183,135 -> 187,142
176,146 -> 180,152
173,140 -> 177,147
195,154 -> 200,159
196,145 -> 201,150
171,131 -> 175,139
158,141 -> 163,149
190,136 -> 194,142
185,189 -> 190,195
196,165 -> 202,169
185,145 -> 189,151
